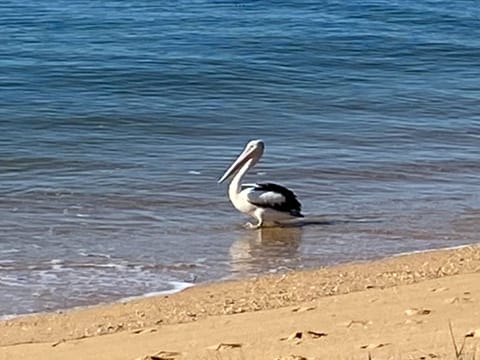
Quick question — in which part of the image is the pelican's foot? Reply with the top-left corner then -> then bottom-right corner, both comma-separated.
244,221 -> 262,230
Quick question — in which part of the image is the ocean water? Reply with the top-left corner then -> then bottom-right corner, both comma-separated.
1,0 -> 480,316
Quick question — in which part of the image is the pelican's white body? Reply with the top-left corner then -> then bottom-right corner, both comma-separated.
229,184 -> 296,226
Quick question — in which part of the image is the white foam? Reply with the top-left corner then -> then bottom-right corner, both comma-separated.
0,281 -> 195,321
119,281 -> 194,302
0,249 -> 20,254
392,244 -> 472,258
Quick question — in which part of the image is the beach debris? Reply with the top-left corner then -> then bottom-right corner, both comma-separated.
465,328 -> 480,338
291,305 -> 316,313
131,327 -> 158,335
280,330 -> 327,342
306,330 -> 327,338
223,306 -> 245,314
138,350 -> 181,360
222,298 -> 247,314
51,339 -> 66,347
429,287 -> 448,292
94,322 -> 121,334
280,331 -> 303,345
207,342 -> 243,351
345,320 -> 371,328
186,311 -> 197,318
404,308 -> 431,316
274,355 -> 309,360
96,327 -> 109,335
445,294 -> 472,304
135,310 -> 146,318
445,296 -> 460,304
418,353 -> 439,359
280,331 -> 303,342
360,342 -> 390,350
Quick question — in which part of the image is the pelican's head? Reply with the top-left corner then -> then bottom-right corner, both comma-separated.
218,139 -> 265,184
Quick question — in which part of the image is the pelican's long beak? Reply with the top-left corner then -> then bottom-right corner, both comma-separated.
218,148 -> 253,184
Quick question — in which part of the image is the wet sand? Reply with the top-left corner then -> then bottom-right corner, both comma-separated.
1,244 -> 480,359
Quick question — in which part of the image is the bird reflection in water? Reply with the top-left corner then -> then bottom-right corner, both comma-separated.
229,226 -> 303,276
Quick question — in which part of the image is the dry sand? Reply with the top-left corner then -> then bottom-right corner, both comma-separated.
1,244 -> 480,360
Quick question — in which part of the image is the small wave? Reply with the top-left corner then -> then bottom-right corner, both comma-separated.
392,244 -> 472,258
78,252 -> 112,259
119,281 -> 195,303
0,249 -> 20,254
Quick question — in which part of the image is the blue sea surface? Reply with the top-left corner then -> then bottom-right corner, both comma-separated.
1,0 -> 480,315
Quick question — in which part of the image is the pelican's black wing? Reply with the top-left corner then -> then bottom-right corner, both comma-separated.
245,182 -> 303,217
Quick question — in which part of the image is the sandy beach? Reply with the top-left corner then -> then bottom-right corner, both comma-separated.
1,243 -> 480,360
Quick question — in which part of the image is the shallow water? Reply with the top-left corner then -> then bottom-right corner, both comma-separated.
1,0 -> 480,315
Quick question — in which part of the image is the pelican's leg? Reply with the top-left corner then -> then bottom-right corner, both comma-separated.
255,218 -> 264,228
244,222 -> 256,229
252,210 -> 265,229
244,219 -> 263,229
244,210 -> 264,229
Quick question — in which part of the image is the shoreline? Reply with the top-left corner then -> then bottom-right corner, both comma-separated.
1,243 -> 480,359
1,242 -> 474,322
0,280 -> 196,323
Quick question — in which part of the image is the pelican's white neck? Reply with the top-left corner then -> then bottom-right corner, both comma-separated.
228,158 -> 253,196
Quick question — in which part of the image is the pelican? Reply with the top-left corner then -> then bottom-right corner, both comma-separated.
218,139 -> 303,228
